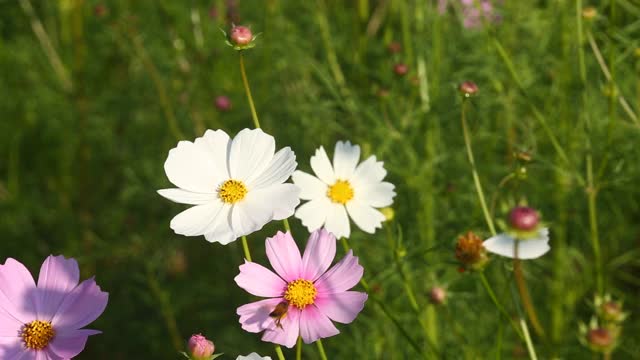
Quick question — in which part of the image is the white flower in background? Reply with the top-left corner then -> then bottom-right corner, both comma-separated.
483,206 -> 550,259
236,353 -> 272,360
292,141 -> 395,239
158,128 -> 300,245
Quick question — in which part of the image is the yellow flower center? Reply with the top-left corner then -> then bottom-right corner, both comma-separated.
284,279 -> 317,309
327,180 -> 354,205
218,179 -> 248,204
21,320 -> 55,350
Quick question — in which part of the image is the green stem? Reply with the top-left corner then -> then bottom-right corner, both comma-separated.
520,319 -> 538,360
275,345 -> 286,360
296,336 -> 302,360
479,273 -> 524,341
241,235 -> 252,262
513,257 -> 545,337
315,339 -> 328,360
461,100 -> 497,235
283,218 -> 291,232
239,52 -> 261,129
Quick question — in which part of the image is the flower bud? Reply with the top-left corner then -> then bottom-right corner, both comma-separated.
188,334 -> 214,359
599,300 -> 627,324
458,81 -> 478,96
429,287 -> 447,305
587,328 -> 613,349
393,63 -> 408,76
582,6 -> 597,20
214,96 -> 232,111
455,231 -> 489,271
230,25 -> 253,46
380,207 -> 395,221
508,206 -> 539,231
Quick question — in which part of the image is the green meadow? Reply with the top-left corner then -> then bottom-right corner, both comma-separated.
1,0 -> 639,359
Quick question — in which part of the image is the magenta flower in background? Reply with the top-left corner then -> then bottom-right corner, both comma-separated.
235,229 -> 368,348
0,255 -> 108,359
439,0 -> 501,29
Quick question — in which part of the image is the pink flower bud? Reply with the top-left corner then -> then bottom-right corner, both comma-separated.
393,63 -> 408,76
508,206 -> 540,231
214,96 -> 232,111
459,81 -> 478,96
387,42 -> 402,54
188,334 -> 214,359
429,287 -> 447,305
587,328 -> 612,348
230,25 -> 253,46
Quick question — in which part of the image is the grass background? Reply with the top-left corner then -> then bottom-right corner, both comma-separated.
1,0 -> 639,358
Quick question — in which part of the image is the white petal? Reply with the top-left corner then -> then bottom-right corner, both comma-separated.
163,140 -> 224,192
204,205 -> 235,244
483,232 -> 550,259
310,146 -> 336,184
194,129 -> 232,179
240,184 -> 301,226
295,198 -> 331,232
157,188 -> 216,205
333,141 -> 360,179
350,155 -> 387,189
229,128 -> 275,183
346,201 -> 385,234
249,147 -> 297,189
354,182 -> 395,207
324,203 -> 351,239
292,171 -> 328,200
230,204 -> 262,238
169,201 -> 224,236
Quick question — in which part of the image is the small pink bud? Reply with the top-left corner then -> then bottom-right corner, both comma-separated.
429,287 -> 447,305
214,96 -> 232,111
508,206 -> 540,231
94,4 -> 108,17
230,25 -> 253,46
587,328 -> 612,348
188,334 -> 214,359
459,81 -> 478,96
393,63 -> 408,76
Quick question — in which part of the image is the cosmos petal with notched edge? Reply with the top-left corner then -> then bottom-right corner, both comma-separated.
351,155 -> 387,187
354,182 -> 395,208
315,251 -> 363,295
301,229 -> 336,281
194,129 -> 231,179
314,291 -> 368,324
36,255 -> 80,321
310,146 -> 336,185
266,232 -> 303,283
51,278 -> 108,332
298,304 -> 339,344
157,189 -> 217,205
345,201 -> 385,234
235,261 -> 287,297
324,203 -> 351,239
237,298 -> 284,333
261,307 -> 301,348
332,141 -> 360,179
229,129 -> 275,184
48,329 -> 100,359
292,171 -> 328,200
241,184 -> 300,222
248,147 -> 297,190
295,198 -> 331,233
169,201 -> 225,237
164,140 -> 223,193
0,258 -> 37,324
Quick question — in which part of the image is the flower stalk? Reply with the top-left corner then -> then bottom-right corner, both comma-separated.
239,53 -> 261,129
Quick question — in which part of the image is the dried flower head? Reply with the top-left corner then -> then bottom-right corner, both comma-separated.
455,231 -> 488,270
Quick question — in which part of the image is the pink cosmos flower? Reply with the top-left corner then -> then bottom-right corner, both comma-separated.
0,255 -> 108,359
234,229 -> 368,348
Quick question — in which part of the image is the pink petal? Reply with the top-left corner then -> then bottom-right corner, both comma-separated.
34,351 -> 51,360
299,305 -> 339,344
301,229 -> 336,281
234,261 -> 286,297
0,258 -> 37,323
265,232 -> 303,282
261,307 -> 301,348
315,251 -> 363,295
36,255 -> 80,321
237,298 -> 284,333
315,291 -> 368,324
50,278 -> 108,332
0,336 -> 26,359
0,305 -> 22,336
47,329 -> 99,359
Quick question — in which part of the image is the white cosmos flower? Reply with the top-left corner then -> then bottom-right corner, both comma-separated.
483,228 -> 551,259
158,128 -> 300,245
236,353 -> 272,360
292,141 -> 396,239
